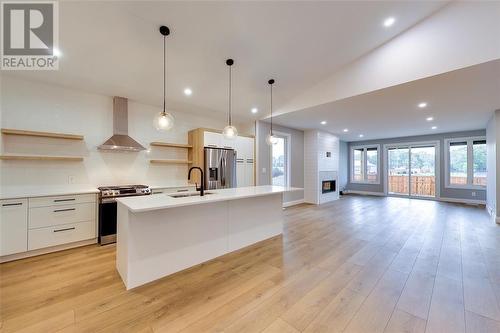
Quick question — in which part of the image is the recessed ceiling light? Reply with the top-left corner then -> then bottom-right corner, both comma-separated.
418,102 -> 428,108
431,126 -> 437,130
184,88 -> 192,96
53,48 -> 62,57
343,128 -> 349,132
359,134 -> 364,138
251,108 -> 258,114
321,121 -> 327,125
426,117 -> 434,121
383,17 -> 396,27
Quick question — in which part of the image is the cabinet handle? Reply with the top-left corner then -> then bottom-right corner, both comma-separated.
53,208 -> 76,213
236,159 -> 244,162
53,227 -> 76,233
177,189 -> 189,192
246,159 -> 254,163
54,198 -> 76,202
2,202 -> 23,207
207,144 -> 217,147
223,146 -> 232,149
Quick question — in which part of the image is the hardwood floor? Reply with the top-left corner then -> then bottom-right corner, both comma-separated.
1,195 -> 499,333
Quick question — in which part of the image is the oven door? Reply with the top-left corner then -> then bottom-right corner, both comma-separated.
98,199 -> 117,245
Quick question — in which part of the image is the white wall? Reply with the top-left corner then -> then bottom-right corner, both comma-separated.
256,121 -> 304,204
0,76 -> 225,188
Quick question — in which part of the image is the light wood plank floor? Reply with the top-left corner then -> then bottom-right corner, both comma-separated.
1,195 -> 499,333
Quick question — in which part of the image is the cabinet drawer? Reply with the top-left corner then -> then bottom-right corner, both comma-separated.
29,202 -> 95,229
28,221 -> 95,251
29,193 -> 96,208
1,199 -> 28,256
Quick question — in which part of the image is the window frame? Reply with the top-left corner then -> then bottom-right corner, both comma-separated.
444,136 -> 486,190
269,131 -> 291,187
350,144 -> 381,184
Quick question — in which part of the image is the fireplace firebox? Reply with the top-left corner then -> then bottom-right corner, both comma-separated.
322,180 -> 336,194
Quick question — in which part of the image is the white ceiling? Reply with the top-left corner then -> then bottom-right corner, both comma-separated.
272,59 -> 500,141
6,1 -> 447,122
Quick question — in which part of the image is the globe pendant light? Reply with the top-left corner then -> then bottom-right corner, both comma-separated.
222,59 -> 238,140
266,79 -> 279,145
154,25 -> 174,131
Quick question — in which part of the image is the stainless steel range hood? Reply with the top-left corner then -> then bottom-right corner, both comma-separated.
98,97 -> 146,152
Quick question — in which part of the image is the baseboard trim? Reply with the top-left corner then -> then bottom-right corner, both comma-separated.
0,238 -> 98,263
439,197 -> 486,205
283,199 -> 305,208
344,190 -> 385,197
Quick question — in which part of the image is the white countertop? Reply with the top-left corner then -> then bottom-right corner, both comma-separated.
0,185 -> 99,200
0,183 -> 194,200
117,185 -> 303,213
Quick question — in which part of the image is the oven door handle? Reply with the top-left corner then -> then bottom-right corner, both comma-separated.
101,198 -> 117,203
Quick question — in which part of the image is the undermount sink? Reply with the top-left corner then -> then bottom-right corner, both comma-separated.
169,192 -> 214,198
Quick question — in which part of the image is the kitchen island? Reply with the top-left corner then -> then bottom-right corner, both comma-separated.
115,185 -> 302,289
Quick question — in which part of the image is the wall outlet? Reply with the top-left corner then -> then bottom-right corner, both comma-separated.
471,191 -> 476,197
68,175 -> 76,184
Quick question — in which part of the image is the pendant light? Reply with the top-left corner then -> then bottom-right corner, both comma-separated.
222,59 -> 238,140
154,25 -> 175,131
266,79 -> 279,145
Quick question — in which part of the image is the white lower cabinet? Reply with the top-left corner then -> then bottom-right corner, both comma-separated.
27,194 -> 96,251
29,202 -> 95,229
0,199 -> 28,256
28,221 -> 95,251
0,193 -> 97,260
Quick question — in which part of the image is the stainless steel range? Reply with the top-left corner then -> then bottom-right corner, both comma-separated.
98,185 -> 151,245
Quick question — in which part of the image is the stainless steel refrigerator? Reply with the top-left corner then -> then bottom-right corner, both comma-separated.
204,147 -> 237,190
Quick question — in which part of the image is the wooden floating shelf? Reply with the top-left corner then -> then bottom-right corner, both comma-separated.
1,128 -> 84,141
150,142 -> 192,149
150,159 -> 192,164
0,155 -> 84,162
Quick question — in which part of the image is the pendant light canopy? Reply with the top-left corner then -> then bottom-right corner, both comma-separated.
266,79 -> 279,145
154,25 -> 175,131
222,59 -> 238,140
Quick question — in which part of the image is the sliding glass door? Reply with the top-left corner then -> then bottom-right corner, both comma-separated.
388,148 -> 410,195
387,143 -> 438,198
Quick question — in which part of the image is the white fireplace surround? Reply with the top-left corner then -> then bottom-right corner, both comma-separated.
304,130 -> 340,205
319,171 -> 339,204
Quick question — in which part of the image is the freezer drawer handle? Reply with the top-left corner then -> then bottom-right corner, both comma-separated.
53,227 -> 76,233
54,198 -> 76,202
2,202 -> 23,207
53,208 -> 76,213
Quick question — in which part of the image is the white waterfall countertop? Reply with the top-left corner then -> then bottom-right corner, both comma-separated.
116,185 -> 303,213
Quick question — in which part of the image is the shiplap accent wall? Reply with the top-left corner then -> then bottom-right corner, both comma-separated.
304,130 -> 340,204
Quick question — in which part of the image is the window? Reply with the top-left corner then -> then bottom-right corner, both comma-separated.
445,137 -> 486,188
271,133 -> 290,187
351,145 -> 379,183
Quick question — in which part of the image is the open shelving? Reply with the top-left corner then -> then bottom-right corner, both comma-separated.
150,142 -> 192,149
1,128 -> 84,140
150,159 -> 192,165
0,155 -> 84,162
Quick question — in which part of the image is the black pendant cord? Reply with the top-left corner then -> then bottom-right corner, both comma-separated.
268,79 -> 274,136
228,64 -> 232,126
162,34 -> 166,115
270,83 -> 273,135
